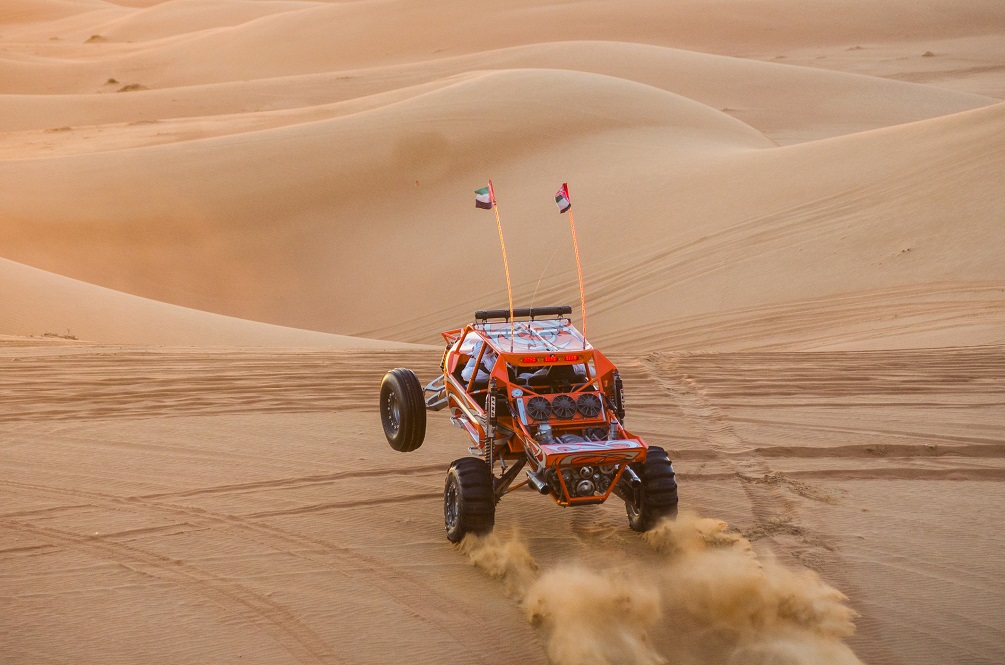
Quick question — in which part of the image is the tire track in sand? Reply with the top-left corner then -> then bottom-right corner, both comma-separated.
639,353 -> 834,554
0,477 -> 527,664
0,349 -> 441,423
136,463 -> 448,500
1,519 -> 341,665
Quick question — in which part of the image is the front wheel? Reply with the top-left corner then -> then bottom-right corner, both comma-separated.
379,368 -> 426,452
626,446 -> 678,532
444,458 -> 495,542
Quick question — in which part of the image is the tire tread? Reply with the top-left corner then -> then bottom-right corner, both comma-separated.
444,457 -> 496,542
626,445 -> 679,532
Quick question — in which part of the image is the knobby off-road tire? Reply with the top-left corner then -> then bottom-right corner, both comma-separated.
626,446 -> 678,532
444,457 -> 495,543
379,368 -> 426,452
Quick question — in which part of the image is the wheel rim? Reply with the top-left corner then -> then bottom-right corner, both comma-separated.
445,478 -> 459,532
385,390 -> 400,435
627,488 -> 642,522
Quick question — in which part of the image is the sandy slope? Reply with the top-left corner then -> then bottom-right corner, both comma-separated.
1,2 -> 1004,665
0,258 -> 421,347
1,0 -> 1003,349
1,91 -> 1001,348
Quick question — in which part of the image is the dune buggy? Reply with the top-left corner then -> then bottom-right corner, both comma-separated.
380,306 -> 678,542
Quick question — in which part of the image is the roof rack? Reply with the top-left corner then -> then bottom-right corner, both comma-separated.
474,306 -> 571,322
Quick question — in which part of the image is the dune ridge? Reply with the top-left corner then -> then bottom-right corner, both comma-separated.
0,257 -> 418,347
2,41 -> 995,138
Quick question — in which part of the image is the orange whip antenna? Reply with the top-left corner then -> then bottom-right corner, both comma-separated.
555,183 -> 586,348
477,181 -> 515,350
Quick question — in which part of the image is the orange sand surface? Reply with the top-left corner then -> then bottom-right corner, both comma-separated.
1,1 -> 1003,664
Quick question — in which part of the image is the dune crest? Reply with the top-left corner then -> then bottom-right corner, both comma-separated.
0,257 -> 417,347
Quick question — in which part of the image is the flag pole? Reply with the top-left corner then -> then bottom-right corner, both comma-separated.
488,180 -> 515,351
568,208 -> 586,349
556,183 -> 587,349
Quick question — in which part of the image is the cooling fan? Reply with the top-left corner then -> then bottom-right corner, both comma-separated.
576,393 -> 603,418
526,396 -> 551,421
551,394 -> 577,419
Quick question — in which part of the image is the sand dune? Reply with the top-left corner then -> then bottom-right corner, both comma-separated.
2,1 -> 1004,664
0,66 -> 778,337
1,0 -> 1002,349
2,0 -> 1003,350
0,41 -> 995,142
2,92 -> 999,349
0,257 -> 419,347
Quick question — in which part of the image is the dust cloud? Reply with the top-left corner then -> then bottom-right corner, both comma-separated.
524,567 -> 666,665
459,531 -> 539,599
460,512 -> 863,665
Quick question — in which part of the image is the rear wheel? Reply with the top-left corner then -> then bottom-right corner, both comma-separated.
379,368 -> 426,452
444,458 -> 495,542
626,446 -> 678,531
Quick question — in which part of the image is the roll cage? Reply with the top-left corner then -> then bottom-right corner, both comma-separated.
424,308 -> 641,507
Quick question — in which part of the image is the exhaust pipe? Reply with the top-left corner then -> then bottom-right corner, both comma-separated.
526,469 -> 551,495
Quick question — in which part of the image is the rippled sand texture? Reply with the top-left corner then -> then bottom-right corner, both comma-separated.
2,343 -> 1003,664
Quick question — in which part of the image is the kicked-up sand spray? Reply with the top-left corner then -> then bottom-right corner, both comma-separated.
461,512 -> 863,665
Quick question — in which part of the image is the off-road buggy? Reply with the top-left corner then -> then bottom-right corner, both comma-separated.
380,306 -> 678,542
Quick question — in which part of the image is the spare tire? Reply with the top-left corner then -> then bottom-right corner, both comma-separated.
380,368 -> 426,452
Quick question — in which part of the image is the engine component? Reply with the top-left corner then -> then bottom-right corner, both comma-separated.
556,466 -> 620,498
576,393 -> 603,418
584,426 -> 608,441
526,396 -> 551,421
551,394 -> 577,419
535,423 -> 555,443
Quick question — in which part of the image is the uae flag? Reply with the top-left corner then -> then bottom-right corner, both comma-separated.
555,183 -> 571,213
475,186 -> 493,210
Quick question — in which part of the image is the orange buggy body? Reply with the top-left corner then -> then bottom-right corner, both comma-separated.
380,306 -> 678,542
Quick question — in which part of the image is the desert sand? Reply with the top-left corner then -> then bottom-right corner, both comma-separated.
1,1 -> 1003,664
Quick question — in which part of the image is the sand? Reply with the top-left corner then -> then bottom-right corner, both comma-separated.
1,1 -> 1003,664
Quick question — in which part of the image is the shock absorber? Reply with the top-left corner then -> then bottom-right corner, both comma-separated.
485,379 -> 497,470
612,370 -> 626,423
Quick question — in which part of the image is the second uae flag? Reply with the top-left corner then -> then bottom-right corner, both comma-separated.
555,183 -> 571,213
